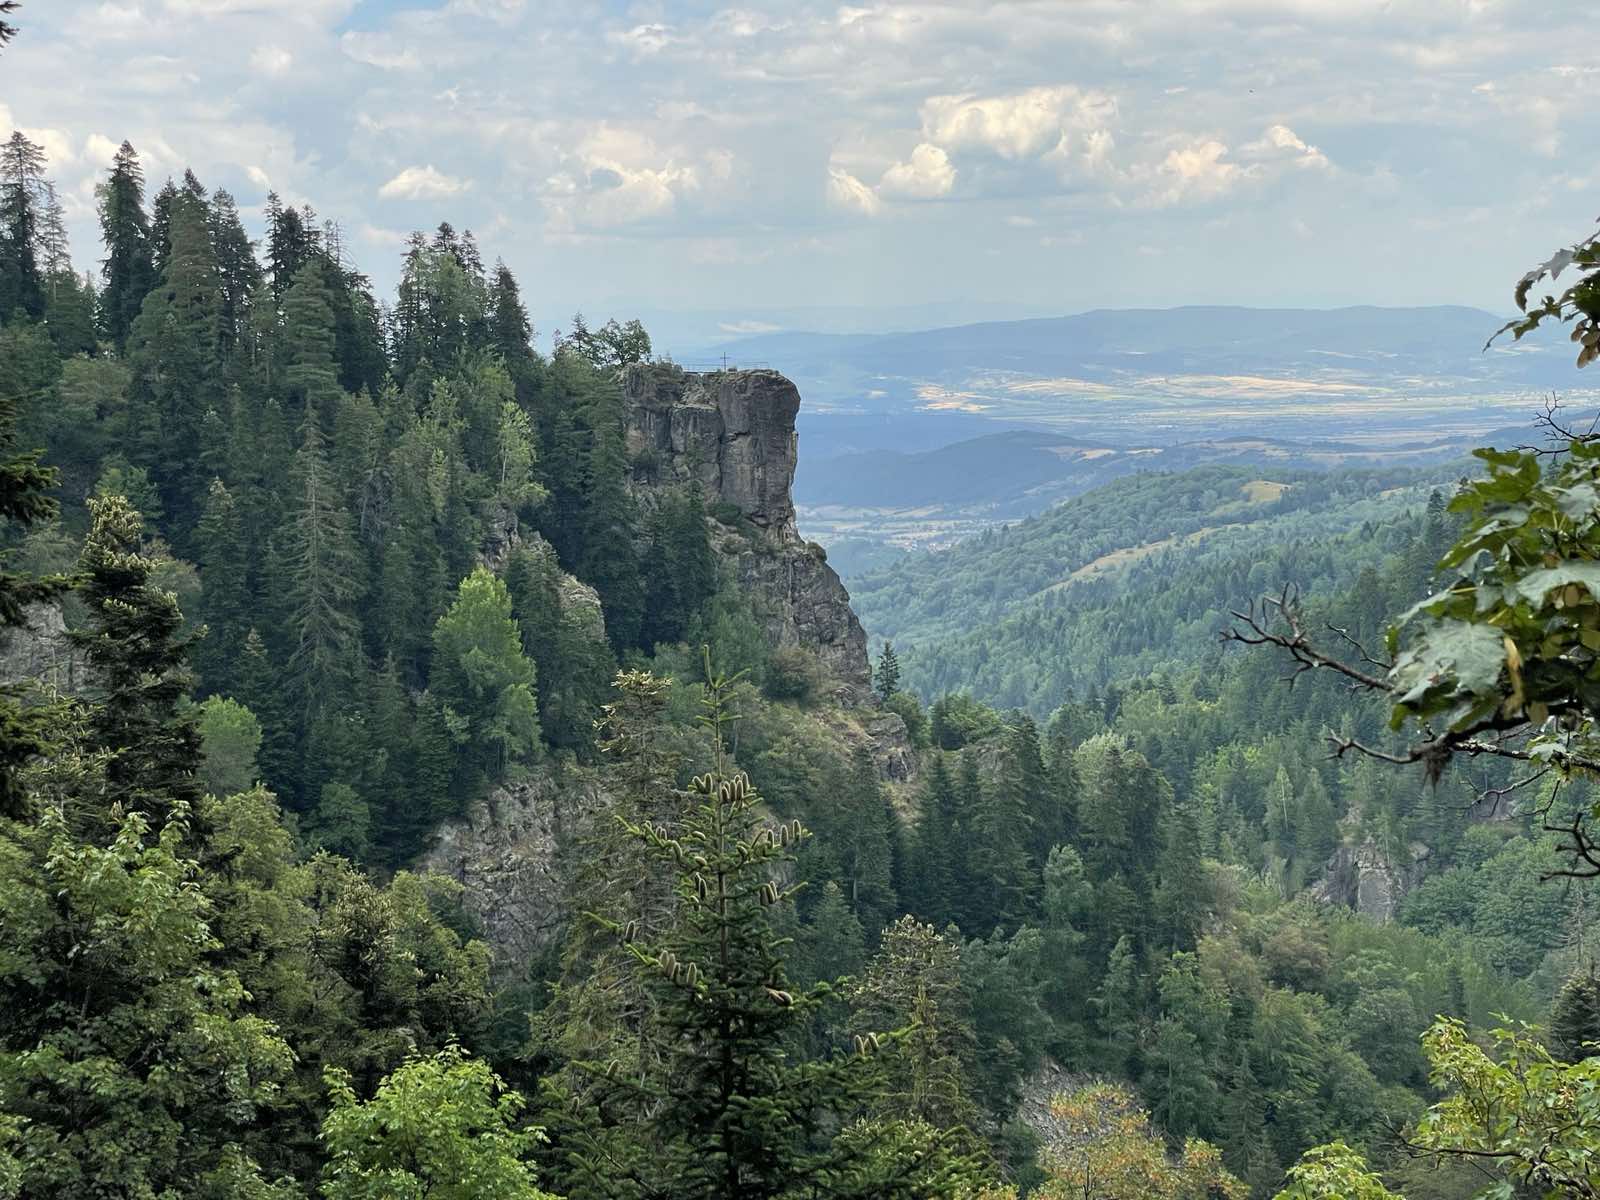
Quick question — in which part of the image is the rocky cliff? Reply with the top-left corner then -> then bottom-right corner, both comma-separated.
1310,837 -> 1431,923
620,364 -> 872,699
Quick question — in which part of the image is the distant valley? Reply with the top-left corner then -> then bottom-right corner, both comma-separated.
772,304 -> 1595,566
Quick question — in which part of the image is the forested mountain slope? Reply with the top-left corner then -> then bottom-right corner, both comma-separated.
849,464 -> 1455,705
0,126 -> 1596,1200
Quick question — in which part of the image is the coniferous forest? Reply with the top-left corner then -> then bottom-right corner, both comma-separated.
7,6 -> 1600,1200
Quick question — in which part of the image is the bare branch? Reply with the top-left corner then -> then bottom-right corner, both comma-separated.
1221,586 -> 1393,693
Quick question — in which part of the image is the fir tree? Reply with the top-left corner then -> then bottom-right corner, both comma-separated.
207,188 -> 261,356
281,259 -> 344,427
125,187 -> 223,535
69,494 -> 204,828
875,641 -> 901,703
0,131 -> 47,323
1549,966 -> 1600,1063
192,478 -> 251,696
280,410 -> 364,721
96,141 -> 155,350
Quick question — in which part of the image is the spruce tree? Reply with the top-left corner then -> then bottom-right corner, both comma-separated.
550,657 -> 984,1200
95,141 -> 155,350
281,258 -> 343,427
0,131 -> 47,323
192,478 -> 251,696
911,753 -> 961,926
280,410 -> 364,720
69,495 -> 204,828
875,641 -> 901,702
125,187 -> 223,535
207,187 -> 261,356
1549,967 -> 1600,1062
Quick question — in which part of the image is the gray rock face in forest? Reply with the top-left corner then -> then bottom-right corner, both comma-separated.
1311,837 -> 1431,922
424,768 -> 608,969
620,364 -> 872,698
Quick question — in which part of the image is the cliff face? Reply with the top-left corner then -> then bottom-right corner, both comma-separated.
426,365 -> 906,968
1311,837 -> 1431,923
620,365 -> 872,699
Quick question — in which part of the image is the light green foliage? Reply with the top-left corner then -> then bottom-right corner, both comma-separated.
1277,1017 -> 1600,1200
431,566 -> 541,781
848,917 -> 980,1132
321,1045 -> 555,1200
198,694 -> 262,796
0,790 -> 293,1197
1273,1142 -> 1402,1200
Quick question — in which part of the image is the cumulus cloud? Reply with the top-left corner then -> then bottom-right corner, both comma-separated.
542,125 -> 713,232
1244,124 -> 1331,170
921,85 -> 1115,161
5,0 -> 1593,314
1149,139 -> 1247,205
379,165 -> 471,199
878,143 -> 955,199
827,167 -> 881,216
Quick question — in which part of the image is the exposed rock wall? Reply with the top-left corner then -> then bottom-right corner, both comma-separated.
1310,837 -> 1431,923
620,364 -> 872,699
423,767 -> 609,969
0,603 -> 81,693
427,366 -> 909,968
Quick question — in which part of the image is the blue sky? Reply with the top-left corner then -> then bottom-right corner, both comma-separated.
4,0 -> 1599,343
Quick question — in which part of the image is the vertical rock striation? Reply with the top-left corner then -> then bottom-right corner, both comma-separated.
620,364 -> 872,699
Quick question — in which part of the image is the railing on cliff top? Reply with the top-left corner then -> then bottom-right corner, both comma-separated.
669,357 -> 773,372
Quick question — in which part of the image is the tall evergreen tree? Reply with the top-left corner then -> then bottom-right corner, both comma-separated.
280,410 -> 364,722
0,131 -> 47,323
206,188 -> 261,356
191,478 -> 251,696
876,641 -> 901,703
125,188 -> 223,535
95,141 -> 155,350
1549,966 -> 1600,1063
69,495 -> 204,828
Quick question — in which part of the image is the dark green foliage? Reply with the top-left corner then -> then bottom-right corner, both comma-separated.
125,186 -> 224,536
546,666 -> 984,1200
0,132 -> 47,324
876,640 -> 901,702
69,495 -> 204,827
96,141 -> 156,351
1549,966 -> 1600,1063
0,332 -> 71,817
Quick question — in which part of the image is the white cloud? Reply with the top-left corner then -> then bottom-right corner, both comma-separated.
542,126 -> 710,231
719,320 -> 782,334
826,166 -> 881,216
1149,139 -> 1247,205
607,23 -> 673,55
341,32 -> 421,70
249,45 -> 293,76
878,142 -> 955,199
1244,123 -> 1331,170
921,85 -> 1115,160
379,164 -> 471,199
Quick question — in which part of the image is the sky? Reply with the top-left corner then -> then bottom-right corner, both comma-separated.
4,0 -> 1599,345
